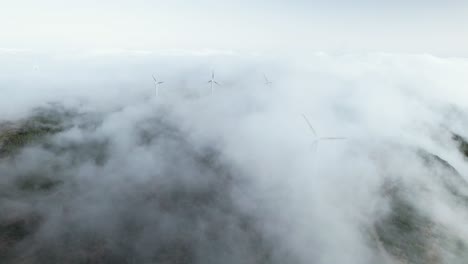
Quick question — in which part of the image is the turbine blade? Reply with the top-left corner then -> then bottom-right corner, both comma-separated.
152,75 -> 157,83
320,137 -> 346,140
301,114 -> 317,137
214,81 -> 220,86
158,82 -> 164,84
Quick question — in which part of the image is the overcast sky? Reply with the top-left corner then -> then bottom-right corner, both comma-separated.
1,0 -> 468,56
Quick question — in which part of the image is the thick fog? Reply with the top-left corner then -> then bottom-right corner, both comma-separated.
2,51 -> 468,263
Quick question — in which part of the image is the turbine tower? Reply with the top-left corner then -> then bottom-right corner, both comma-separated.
208,71 -> 220,95
301,114 -> 346,144
152,74 -> 164,96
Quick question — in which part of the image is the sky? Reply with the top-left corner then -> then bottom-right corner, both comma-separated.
1,0 -> 468,56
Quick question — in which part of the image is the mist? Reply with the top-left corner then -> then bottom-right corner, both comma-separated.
2,50 -> 468,263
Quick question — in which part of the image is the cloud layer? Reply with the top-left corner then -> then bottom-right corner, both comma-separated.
1,51 -> 468,263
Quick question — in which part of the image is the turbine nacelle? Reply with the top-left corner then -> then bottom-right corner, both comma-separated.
264,74 -> 273,86
152,74 -> 165,96
208,71 -> 220,95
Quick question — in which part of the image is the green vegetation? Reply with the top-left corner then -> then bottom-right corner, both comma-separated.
375,189 -> 434,263
373,148 -> 468,263
418,149 -> 468,205
15,175 -> 62,192
0,213 -> 41,261
0,105 -> 72,157
452,133 -> 468,158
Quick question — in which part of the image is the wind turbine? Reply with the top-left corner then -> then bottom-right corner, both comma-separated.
301,114 -> 346,175
208,71 -> 220,95
152,74 -> 164,96
263,74 -> 272,87
301,114 -> 346,144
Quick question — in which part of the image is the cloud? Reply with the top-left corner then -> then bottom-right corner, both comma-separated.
1,51 -> 468,263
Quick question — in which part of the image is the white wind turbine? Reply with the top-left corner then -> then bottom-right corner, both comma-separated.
302,114 -> 346,144
152,74 -> 164,96
301,114 -> 346,175
208,71 -> 220,95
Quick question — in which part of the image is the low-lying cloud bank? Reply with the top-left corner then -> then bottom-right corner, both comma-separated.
1,51 -> 468,263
